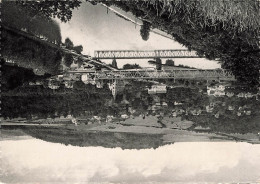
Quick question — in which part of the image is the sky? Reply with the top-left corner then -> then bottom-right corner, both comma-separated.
56,2 -> 220,69
1,138 -> 260,183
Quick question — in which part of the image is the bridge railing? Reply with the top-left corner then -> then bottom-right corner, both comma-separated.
94,50 -> 203,59
92,69 -> 236,80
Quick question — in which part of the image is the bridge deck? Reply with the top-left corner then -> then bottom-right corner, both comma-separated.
94,50 -> 204,59
68,69 -> 236,81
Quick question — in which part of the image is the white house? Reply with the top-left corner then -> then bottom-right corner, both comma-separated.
148,85 -> 167,94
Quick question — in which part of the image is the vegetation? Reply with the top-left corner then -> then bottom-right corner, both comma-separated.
1,63 -> 50,92
112,58 -> 118,69
140,21 -> 151,41
165,59 -> 175,66
64,53 -> 74,67
16,0 -> 82,22
2,28 -> 62,75
104,1 -> 260,86
65,38 -> 74,49
122,63 -> 141,70
2,1 -> 62,44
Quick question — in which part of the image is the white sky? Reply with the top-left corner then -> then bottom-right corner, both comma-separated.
1,138 -> 260,183
56,2 -> 220,69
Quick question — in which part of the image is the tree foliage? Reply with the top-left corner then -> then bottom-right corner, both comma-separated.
122,63 -> 141,70
140,21 -> 151,41
112,58 -> 118,69
2,1 -> 62,44
65,38 -> 74,50
106,1 -> 260,86
64,54 -> 74,67
155,58 -> 162,70
73,45 -> 83,54
165,59 -> 175,66
16,0 -> 82,22
2,28 -> 62,75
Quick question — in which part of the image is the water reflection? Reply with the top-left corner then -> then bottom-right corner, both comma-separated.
1,138 -> 260,183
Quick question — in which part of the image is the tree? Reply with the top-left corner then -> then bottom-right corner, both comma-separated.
155,58 -> 162,70
65,38 -> 74,50
64,54 -> 74,67
73,45 -> 83,54
2,1 -> 62,44
123,63 -> 141,70
112,58 -> 118,69
165,59 -> 175,66
108,2 -> 260,87
17,0 -> 82,22
140,21 -> 151,41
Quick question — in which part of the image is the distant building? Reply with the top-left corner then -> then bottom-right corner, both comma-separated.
206,105 -> 213,113
237,112 -> 242,116
48,80 -> 60,90
64,81 -> 74,88
228,105 -> 235,111
226,92 -> 234,97
108,80 -> 126,99
29,81 -> 43,86
245,92 -> 253,98
81,74 -> 95,84
237,93 -> 244,98
121,114 -> 129,119
215,112 -> 220,119
148,85 -> 167,94
245,110 -> 252,116
207,85 -> 225,97
96,80 -> 104,88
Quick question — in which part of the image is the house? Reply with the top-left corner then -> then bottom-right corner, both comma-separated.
206,105 -> 213,113
190,109 -> 202,116
96,81 -> 104,88
48,80 -> 60,90
121,114 -> 129,119
108,80 -> 126,99
148,85 -> 167,94
64,81 -> 74,88
174,101 -> 183,106
237,112 -> 242,116
172,111 -> 177,117
106,115 -> 114,123
215,112 -> 220,119
228,105 -> 235,111
207,85 -> 226,97
226,92 -> 234,97
81,74 -> 95,84
237,93 -> 244,98
162,102 -> 168,106
245,110 -> 252,116
245,92 -> 253,98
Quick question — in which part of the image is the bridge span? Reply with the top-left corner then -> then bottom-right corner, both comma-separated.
94,50 -> 203,59
68,69 -> 236,81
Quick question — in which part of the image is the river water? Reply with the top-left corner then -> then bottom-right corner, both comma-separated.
1,136 -> 260,183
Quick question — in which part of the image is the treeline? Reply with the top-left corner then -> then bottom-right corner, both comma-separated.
2,1 -> 62,44
104,1 -> 260,86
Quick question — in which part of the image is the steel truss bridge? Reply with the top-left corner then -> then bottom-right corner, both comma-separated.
94,50 -> 203,59
70,69 -> 236,81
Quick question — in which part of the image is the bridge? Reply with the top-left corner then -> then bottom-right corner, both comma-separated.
69,69 -> 236,81
94,50 -> 203,59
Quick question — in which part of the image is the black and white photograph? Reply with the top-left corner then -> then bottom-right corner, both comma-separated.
1,0 -> 260,183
